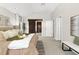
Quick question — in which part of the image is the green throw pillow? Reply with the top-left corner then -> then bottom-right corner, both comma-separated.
74,36 -> 79,45
7,35 -> 22,41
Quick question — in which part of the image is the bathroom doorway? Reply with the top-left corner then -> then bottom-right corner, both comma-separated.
37,21 -> 42,33
28,19 -> 42,34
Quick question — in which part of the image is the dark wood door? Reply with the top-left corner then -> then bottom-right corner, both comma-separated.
37,22 -> 42,33
29,20 -> 35,33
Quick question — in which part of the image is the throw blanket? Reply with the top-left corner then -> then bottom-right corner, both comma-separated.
8,34 -> 34,49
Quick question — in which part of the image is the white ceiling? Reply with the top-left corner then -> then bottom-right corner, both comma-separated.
30,3 -> 59,14
0,3 -> 59,17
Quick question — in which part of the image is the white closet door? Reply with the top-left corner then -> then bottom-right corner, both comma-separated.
54,17 -> 62,40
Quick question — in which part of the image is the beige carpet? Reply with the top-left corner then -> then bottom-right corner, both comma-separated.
38,36 -> 76,55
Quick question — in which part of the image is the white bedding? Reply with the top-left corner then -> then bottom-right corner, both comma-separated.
8,34 -> 34,49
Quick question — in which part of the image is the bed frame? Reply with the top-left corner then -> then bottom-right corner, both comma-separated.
62,42 -> 79,54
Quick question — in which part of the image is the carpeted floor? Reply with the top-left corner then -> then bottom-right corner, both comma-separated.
36,41 -> 45,55
37,36 -> 77,55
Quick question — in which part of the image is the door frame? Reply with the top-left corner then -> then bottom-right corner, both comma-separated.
28,19 -> 43,33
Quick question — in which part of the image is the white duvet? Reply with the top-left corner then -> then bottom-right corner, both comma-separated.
8,34 -> 34,49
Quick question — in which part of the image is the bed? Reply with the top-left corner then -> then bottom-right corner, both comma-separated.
7,34 -> 39,55
7,34 -> 38,55
0,29 -> 39,55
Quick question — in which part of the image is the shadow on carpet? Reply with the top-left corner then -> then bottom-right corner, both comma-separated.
36,40 -> 45,55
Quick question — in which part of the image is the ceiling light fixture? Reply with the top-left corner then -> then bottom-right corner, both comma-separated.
41,3 -> 45,6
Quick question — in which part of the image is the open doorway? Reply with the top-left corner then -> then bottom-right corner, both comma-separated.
28,20 -> 36,33
28,19 -> 42,34
37,21 -> 42,33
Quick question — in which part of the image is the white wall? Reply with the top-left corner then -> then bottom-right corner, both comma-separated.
45,20 -> 53,37
42,21 -> 46,36
42,20 -> 53,37
52,3 -> 79,41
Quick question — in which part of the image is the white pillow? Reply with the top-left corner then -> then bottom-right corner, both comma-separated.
8,30 -> 18,38
2,30 -> 19,39
2,31 -> 9,39
12,30 -> 18,35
